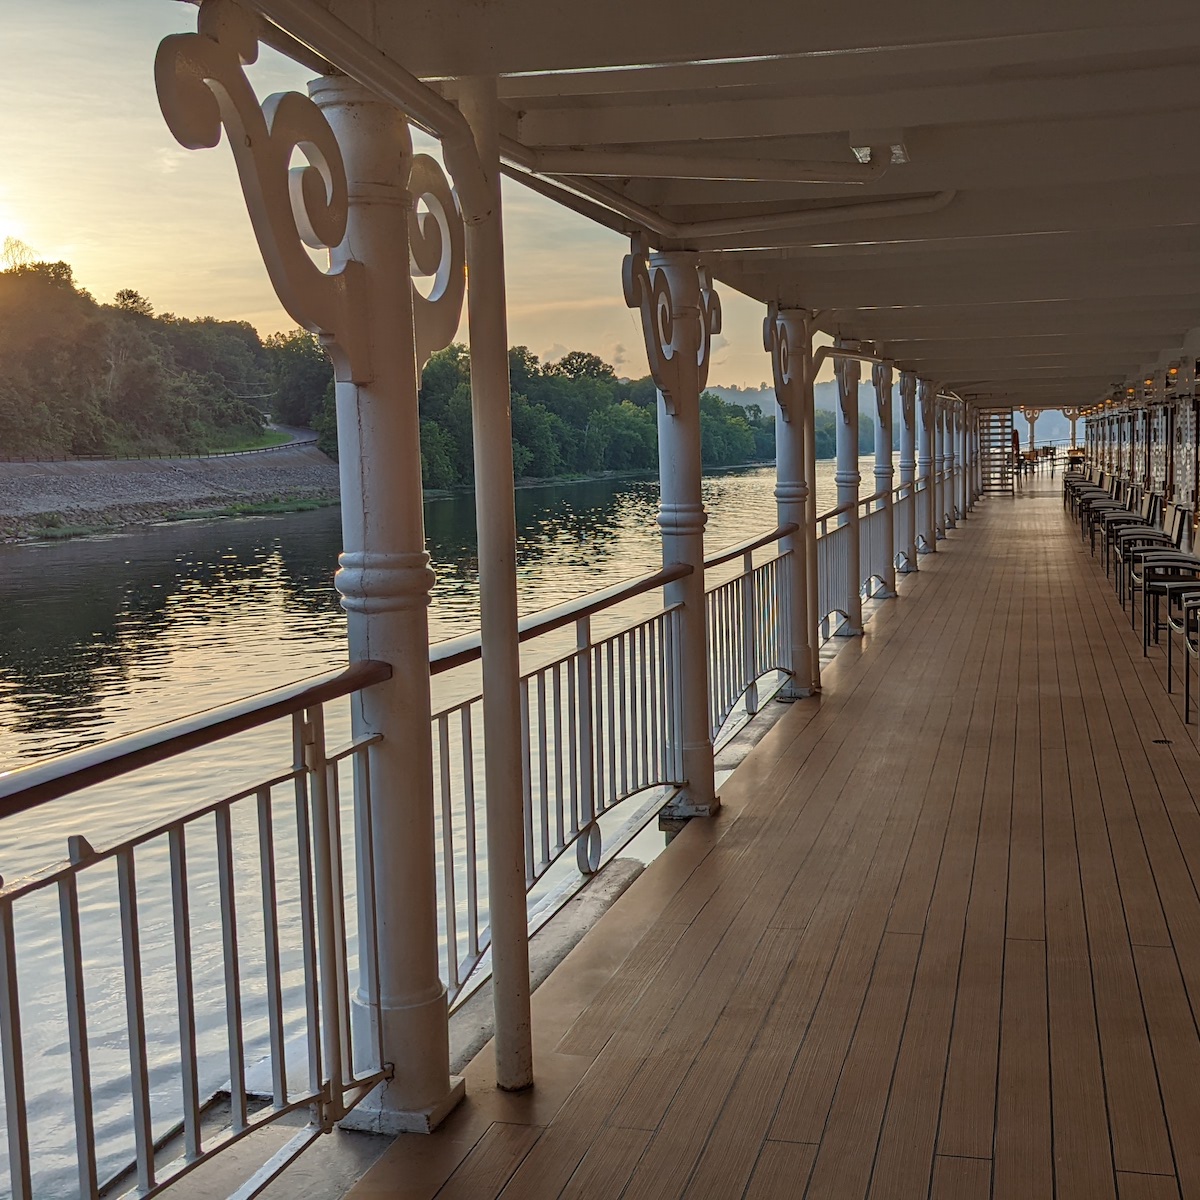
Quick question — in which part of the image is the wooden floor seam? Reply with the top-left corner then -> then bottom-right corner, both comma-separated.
346,484 -> 1200,1200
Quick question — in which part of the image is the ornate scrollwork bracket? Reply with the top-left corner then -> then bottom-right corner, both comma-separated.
764,305 -> 810,424
623,239 -> 721,415
899,371 -> 917,430
872,359 -> 894,422
834,350 -> 861,425
917,379 -> 936,429
156,0 -> 368,380
155,0 -> 466,384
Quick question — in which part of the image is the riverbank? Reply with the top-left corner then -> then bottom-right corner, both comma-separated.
0,443 -> 341,541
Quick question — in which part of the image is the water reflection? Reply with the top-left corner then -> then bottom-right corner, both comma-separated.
0,462 -> 843,772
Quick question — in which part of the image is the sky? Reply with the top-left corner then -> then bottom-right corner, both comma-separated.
0,0 -> 814,389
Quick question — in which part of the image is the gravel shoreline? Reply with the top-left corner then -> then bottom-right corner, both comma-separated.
0,445 -> 341,540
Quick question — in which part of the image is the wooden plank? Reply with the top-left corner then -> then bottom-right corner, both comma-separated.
743,1141 -> 818,1200
803,932 -> 921,1199
557,1126 -> 650,1199
432,1123 -> 541,1200
1116,1172 -> 1182,1200
993,936 -> 1053,1197
930,1155 -> 991,1199
1134,945 -> 1200,1195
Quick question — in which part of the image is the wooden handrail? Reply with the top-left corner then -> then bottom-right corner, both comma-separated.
430,562 -> 693,675
704,523 -> 798,570
0,660 -> 392,817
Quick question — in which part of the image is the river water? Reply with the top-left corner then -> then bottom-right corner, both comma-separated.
0,458 -> 855,1194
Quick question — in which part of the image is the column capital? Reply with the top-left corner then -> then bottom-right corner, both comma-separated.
763,304 -> 811,424
834,354 -> 861,424
623,240 -> 721,415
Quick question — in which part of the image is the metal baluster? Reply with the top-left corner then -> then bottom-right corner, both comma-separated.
652,619 -> 662,777
537,672 -> 550,871
59,850 -> 98,1198
215,805 -> 247,1132
605,640 -> 617,812
576,616 -> 595,843
552,664 -> 565,855
292,714 -> 322,1100
617,632 -> 629,799
352,745 -> 382,1073
116,847 -> 155,1192
438,715 -> 459,994
256,788 -> 287,1105
461,706 -> 480,962
0,900 -> 32,1200
628,631 -> 641,790
520,679 -> 535,884
323,748 -> 354,1096
566,655 -> 580,842
168,826 -> 202,1161
743,551 -> 759,716
302,704 -> 344,1125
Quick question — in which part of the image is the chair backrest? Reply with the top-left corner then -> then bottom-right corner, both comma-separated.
1139,491 -> 1155,521
1167,504 -> 1188,547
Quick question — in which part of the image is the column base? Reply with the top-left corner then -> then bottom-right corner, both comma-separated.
339,1075 -> 466,1135
661,790 -> 722,821
780,680 -> 815,700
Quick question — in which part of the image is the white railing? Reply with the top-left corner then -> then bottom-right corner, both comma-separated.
892,483 -> 915,569
425,565 -> 689,1001
858,491 -> 891,591
0,503 -> 925,1195
0,663 -> 390,1200
816,505 -> 854,628
703,526 -> 794,741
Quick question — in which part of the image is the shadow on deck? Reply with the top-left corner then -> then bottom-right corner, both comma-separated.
349,482 -> 1200,1200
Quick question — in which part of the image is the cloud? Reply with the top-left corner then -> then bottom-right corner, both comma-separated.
542,342 -> 569,363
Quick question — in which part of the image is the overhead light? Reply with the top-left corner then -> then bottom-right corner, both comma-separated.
849,129 -> 909,165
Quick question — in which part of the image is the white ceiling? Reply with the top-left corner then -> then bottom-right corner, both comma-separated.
282,0 -> 1200,407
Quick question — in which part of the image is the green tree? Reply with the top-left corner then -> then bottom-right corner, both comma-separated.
264,328 -> 333,426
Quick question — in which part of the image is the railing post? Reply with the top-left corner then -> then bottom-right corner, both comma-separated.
872,359 -> 897,596
311,78 -> 464,1132
765,305 -> 815,697
917,380 -> 937,553
835,347 -> 864,635
934,395 -> 948,537
625,243 -> 720,817
458,75 -> 534,1093
742,549 -> 760,716
574,615 -> 597,861
898,372 -> 918,571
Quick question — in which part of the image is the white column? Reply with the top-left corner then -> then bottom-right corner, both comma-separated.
313,77 -> 464,1131
457,76 -> 533,1093
954,402 -> 966,519
1069,411 -> 1079,448
898,372 -> 918,571
917,380 -> 936,553
1028,409 -> 1039,452
945,399 -> 958,528
766,306 -> 814,697
934,398 -> 947,538
872,359 -> 897,596
803,342 -> 822,690
626,246 -> 719,817
835,351 -> 864,635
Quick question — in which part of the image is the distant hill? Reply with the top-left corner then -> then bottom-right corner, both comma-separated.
709,382 -> 1076,445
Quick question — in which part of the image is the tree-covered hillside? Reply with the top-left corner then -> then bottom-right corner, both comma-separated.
0,260 -> 273,458
0,251 -> 873,474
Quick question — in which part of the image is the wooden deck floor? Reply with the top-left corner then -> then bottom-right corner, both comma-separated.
350,485 -> 1200,1200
